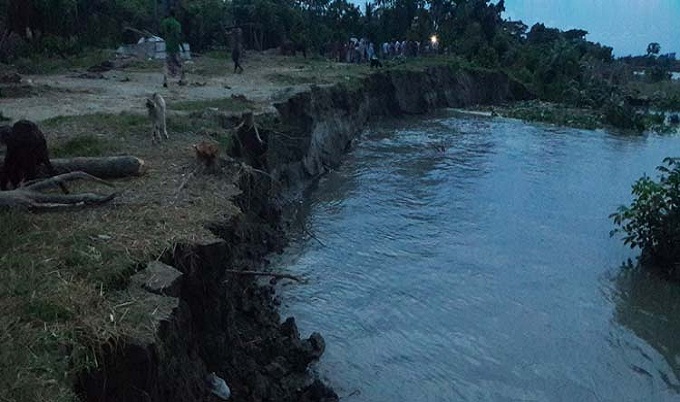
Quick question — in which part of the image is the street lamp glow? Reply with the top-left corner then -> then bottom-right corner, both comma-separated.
430,35 -> 438,45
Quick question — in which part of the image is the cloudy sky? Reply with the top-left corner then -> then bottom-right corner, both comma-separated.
501,0 -> 680,56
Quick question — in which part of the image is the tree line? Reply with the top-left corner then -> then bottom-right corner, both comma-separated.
0,0 -> 676,114
0,0 -> 605,60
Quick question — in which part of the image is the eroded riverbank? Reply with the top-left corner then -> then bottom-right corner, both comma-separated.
0,59 -> 531,401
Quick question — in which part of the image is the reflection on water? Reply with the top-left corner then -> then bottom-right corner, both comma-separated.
275,113 -> 680,401
612,267 -> 680,392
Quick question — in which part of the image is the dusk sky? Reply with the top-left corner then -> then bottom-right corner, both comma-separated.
501,0 -> 680,57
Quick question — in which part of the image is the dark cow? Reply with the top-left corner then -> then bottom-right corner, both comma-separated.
0,120 -> 68,193
279,39 -> 307,58
370,57 -> 383,68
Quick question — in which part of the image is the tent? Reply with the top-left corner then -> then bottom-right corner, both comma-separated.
116,35 -> 191,60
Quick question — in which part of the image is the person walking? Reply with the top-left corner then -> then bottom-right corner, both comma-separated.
161,10 -> 186,87
231,27 -> 244,73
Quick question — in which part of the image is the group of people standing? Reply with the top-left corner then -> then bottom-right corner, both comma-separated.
380,40 -> 421,59
342,38 -> 376,64
158,10 -> 441,87
328,37 -> 439,64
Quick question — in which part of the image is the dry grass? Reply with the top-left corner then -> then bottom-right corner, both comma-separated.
169,97 -> 254,113
0,110 -> 242,402
262,56 -> 371,87
12,49 -> 114,75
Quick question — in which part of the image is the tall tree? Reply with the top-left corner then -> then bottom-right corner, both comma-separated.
647,42 -> 660,57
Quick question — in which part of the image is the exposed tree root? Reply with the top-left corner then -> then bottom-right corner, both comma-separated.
0,171 -> 117,210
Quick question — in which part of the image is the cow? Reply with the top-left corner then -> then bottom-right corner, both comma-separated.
279,39 -> 307,58
0,120 -> 68,193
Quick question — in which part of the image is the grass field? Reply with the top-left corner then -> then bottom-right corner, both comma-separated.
0,108 -> 242,401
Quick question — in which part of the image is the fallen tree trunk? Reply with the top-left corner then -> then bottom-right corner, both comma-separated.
0,155 -> 146,179
50,156 -> 146,179
0,171 -> 117,210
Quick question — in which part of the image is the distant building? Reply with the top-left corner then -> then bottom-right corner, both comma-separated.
659,53 -> 677,62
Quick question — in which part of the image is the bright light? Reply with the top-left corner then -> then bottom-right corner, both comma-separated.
430,35 -> 438,45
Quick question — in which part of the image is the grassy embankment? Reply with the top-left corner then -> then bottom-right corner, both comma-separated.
9,49 -> 113,75
0,50 -> 374,402
0,109 -> 243,402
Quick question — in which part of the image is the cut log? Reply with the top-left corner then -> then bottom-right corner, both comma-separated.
0,156 -> 146,179
49,156 -> 146,179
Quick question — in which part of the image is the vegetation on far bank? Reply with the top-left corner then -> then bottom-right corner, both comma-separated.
2,0 -> 679,132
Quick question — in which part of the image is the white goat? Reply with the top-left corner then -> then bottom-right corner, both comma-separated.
145,93 -> 169,143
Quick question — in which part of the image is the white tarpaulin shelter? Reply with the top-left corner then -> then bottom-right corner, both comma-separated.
116,36 -> 191,60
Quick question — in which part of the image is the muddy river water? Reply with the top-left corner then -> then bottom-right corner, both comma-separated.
274,113 -> 680,401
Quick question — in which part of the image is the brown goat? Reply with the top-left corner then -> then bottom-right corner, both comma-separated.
193,140 -> 220,169
0,120 -> 69,193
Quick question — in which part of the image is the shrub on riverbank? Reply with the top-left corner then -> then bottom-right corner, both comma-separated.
611,157 -> 680,280
602,100 -> 647,131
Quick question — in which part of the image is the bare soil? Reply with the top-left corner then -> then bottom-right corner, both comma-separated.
1,51 -> 365,121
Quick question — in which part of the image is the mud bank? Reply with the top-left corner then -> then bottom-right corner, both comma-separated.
271,66 -> 532,185
76,65 -> 529,402
76,169 -> 335,402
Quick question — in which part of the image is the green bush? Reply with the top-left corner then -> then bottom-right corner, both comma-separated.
655,94 -> 680,111
603,100 -> 646,131
611,157 -> 680,280
647,65 -> 671,83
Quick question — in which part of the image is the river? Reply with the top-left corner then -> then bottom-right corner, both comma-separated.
274,112 -> 680,401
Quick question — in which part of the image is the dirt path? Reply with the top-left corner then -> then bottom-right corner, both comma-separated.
0,52 -> 345,121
